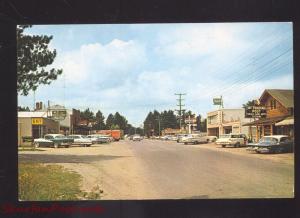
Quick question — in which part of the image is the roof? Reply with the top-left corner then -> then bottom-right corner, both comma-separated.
275,116 -> 294,126
18,111 -> 48,118
243,115 -> 288,126
260,89 -> 294,108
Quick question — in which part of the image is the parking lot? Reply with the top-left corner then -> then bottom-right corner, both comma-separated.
19,139 -> 294,199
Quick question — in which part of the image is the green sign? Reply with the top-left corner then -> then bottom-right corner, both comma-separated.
213,98 -> 222,105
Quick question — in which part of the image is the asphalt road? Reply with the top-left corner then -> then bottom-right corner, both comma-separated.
19,139 -> 294,199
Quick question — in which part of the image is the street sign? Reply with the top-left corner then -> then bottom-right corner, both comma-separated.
32,118 -> 43,125
51,110 -> 67,121
245,106 -> 267,118
213,98 -> 222,105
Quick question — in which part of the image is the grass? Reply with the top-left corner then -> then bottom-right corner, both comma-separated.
19,163 -> 82,201
19,163 -> 104,200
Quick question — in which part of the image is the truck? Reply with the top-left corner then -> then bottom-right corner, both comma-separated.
94,130 -> 124,141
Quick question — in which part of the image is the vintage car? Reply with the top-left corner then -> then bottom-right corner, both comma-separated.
176,134 -> 189,143
216,133 -> 247,147
33,134 -> 74,148
181,134 -> 209,145
86,134 -> 111,144
246,135 -> 294,154
132,134 -> 142,141
68,135 -> 92,147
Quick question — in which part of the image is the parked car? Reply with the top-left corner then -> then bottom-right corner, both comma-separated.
181,134 -> 209,145
33,134 -> 74,148
246,135 -> 294,154
68,135 -> 92,147
132,134 -> 142,141
176,134 -> 188,143
86,134 -> 111,144
206,136 -> 218,142
216,133 -> 247,148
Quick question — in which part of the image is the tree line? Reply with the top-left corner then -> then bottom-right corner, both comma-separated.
143,109 -> 207,137
79,108 -> 143,135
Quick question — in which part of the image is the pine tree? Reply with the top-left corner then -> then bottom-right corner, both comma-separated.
94,110 -> 106,130
106,113 -> 114,130
17,25 -> 63,96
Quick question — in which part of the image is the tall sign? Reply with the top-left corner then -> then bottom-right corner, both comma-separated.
213,96 -> 223,108
245,106 -> 267,118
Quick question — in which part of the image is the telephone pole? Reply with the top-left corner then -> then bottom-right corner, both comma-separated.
175,93 -> 186,131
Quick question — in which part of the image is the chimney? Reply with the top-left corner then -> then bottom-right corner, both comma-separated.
35,102 -> 39,111
39,102 -> 43,110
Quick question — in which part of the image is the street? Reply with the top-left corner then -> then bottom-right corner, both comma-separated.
18,139 -> 294,199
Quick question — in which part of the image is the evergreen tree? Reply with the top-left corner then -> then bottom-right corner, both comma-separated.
80,108 -> 95,121
18,106 -> 30,111
94,110 -> 106,130
114,112 -> 128,130
196,114 -> 202,131
106,113 -> 114,130
17,25 -> 63,96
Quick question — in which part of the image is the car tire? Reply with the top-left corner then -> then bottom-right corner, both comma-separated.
65,145 -> 70,148
235,142 -> 240,148
54,143 -> 59,148
184,142 -> 187,145
34,142 -> 40,148
222,144 -> 226,148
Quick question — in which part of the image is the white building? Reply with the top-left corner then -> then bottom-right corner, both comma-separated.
207,108 -> 254,137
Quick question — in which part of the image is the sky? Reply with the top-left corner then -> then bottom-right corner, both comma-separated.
18,22 -> 293,127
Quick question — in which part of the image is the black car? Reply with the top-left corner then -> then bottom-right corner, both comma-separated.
246,135 -> 293,154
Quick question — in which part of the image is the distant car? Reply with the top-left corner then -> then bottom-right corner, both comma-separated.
33,134 -> 74,148
86,134 -> 111,144
246,135 -> 294,154
176,134 -> 188,143
206,136 -> 218,142
216,133 -> 247,148
68,135 -> 92,147
181,134 -> 209,145
132,134 -> 142,141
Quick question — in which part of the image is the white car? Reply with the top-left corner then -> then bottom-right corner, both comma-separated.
68,135 -> 92,147
216,134 -> 247,148
87,134 -> 111,144
132,134 -> 142,141
181,134 -> 209,145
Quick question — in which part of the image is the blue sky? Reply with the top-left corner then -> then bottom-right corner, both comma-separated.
18,23 -> 293,127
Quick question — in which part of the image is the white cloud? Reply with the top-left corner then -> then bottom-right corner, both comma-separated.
155,24 -> 251,58
55,39 -> 146,85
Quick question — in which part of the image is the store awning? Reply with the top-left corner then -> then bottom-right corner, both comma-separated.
275,117 -> 294,126
243,116 -> 287,126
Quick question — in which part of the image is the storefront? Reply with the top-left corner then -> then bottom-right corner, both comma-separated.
18,112 -> 59,146
243,89 -> 294,142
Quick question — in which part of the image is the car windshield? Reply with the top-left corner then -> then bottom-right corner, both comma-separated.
259,137 -> 278,144
219,135 -> 230,138
55,135 -> 65,139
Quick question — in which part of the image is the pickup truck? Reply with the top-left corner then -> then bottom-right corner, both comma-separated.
33,134 -> 74,148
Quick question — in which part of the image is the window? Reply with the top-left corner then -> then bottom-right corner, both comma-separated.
270,99 -> 277,109
45,135 -> 53,139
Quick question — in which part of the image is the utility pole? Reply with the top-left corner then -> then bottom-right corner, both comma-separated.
156,115 -> 161,136
175,93 -> 186,132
